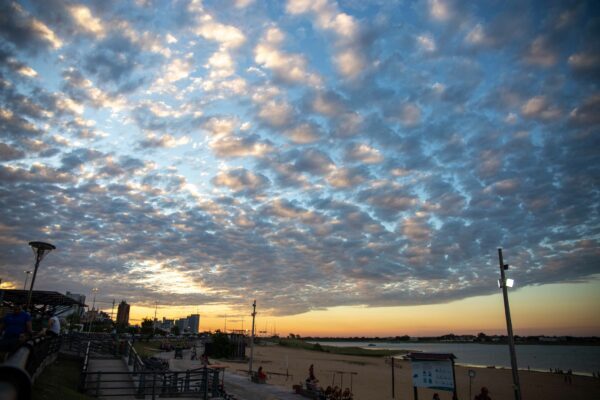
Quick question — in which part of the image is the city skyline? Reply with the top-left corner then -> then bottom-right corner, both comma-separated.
0,0 -> 598,337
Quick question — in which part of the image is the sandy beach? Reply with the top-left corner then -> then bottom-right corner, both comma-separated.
212,344 -> 600,400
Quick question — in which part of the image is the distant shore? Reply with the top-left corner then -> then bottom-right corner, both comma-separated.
213,343 -> 600,400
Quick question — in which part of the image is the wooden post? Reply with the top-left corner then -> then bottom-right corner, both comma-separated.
413,385 -> 418,400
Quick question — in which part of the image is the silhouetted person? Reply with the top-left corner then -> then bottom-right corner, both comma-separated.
0,304 -> 33,353
433,393 -> 441,400
474,387 -> 491,400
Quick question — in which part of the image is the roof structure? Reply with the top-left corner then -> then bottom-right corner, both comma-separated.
0,289 -> 86,317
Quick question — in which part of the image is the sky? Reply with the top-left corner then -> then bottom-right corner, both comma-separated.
0,0 -> 599,337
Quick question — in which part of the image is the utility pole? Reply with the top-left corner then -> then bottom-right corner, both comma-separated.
249,300 -> 257,376
23,271 -> 31,290
498,248 -> 521,400
89,287 -> 98,333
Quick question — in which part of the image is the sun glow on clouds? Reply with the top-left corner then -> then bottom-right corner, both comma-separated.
0,0 -> 598,336
128,260 -> 215,295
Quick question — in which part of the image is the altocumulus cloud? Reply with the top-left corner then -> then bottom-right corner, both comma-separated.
0,0 -> 598,317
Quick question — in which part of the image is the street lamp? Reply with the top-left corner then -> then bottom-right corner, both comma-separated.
249,300 -> 257,376
26,241 -> 56,311
89,287 -> 99,333
497,248 -> 521,400
23,271 -> 31,290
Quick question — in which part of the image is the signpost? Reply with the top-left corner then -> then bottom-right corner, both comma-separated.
407,353 -> 457,400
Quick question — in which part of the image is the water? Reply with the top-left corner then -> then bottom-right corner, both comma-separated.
310,341 -> 600,375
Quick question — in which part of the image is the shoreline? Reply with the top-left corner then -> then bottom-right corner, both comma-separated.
210,343 -> 600,400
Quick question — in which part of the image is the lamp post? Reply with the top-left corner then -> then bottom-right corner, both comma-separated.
23,271 -> 31,290
89,287 -> 99,333
249,300 -> 256,377
26,241 -> 56,311
497,248 -> 521,400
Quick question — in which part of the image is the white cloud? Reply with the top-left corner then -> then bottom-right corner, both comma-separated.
428,0 -> 452,21
258,100 -> 294,127
523,36 -> 558,67
399,103 -> 421,127
194,15 -> 246,49
417,34 -> 436,52
68,5 -> 106,38
164,56 -> 194,82
254,27 -> 322,86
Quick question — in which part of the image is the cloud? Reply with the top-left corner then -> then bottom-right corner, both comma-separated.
212,168 -> 270,194
68,4 -> 106,38
254,27 -> 322,86
0,2 -> 62,52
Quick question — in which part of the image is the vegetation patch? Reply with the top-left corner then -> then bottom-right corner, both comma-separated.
277,339 -> 407,357
33,356 -> 92,400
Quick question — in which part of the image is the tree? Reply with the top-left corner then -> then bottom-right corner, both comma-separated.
141,318 -> 154,335
211,331 -> 232,358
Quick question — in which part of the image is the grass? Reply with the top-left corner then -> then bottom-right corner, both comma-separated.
132,341 -> 162,358
32,356 -> 92,400
277,339 -> 407,357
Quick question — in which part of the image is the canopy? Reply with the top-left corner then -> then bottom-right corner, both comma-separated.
0,289 -> 86,317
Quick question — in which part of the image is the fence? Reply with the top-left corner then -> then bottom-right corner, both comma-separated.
0,335 -> 62,400
77,336 -> 235,399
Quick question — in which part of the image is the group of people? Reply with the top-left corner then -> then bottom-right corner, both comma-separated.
304,364 -> 353,400
0,303 -> 61,356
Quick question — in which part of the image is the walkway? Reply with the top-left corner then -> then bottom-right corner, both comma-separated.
86,358 -> 135,399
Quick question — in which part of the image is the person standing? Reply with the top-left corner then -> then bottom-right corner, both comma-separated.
0,304 -> 33,352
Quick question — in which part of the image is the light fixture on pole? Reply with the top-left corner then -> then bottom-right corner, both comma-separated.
249,300 -> 257,377
497,248 -> 521,400
23,271 -> 31,290
26,241 -> 56,311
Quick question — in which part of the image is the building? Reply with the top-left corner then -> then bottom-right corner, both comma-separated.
187,314 -> 200,334
175,318 -> 187,332
66,291 -> 86,317
116,300 -> 130,326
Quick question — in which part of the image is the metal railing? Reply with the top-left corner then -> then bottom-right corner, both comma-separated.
0,335 -> 62,400
77,337 -> 235,399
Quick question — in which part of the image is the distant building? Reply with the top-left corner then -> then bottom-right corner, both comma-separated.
188,314 -> 200,333
117,300 -> 130,326
176,318 -> 187,332
66,291 -> 86,317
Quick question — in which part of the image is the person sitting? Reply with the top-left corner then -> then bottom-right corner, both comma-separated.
474,387 -> 491,400
46,314 -> 60,337
257,366 -> 267,382
306,364 -> 319,390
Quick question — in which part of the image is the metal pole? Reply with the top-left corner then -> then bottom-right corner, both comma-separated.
26,252 -> 42,311
391,357 -> 395,399
89,289 -> 98,333
23,271 -> 31,290
498,248 -> 522,400
249,300 -> 256,376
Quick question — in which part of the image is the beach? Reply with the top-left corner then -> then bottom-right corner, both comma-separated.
212,344 -> 600,400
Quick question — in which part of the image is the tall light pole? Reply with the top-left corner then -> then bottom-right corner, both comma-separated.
497,248 -> 521,400
23,271 -> 31,290
248,300 -> 256,376
26,241 -> 56,312
89,287 -> 99,333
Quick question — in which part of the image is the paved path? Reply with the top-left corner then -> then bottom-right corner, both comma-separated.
86,358 -> 135,399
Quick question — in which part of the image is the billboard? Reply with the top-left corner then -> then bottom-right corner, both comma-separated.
411,360 -> 455,391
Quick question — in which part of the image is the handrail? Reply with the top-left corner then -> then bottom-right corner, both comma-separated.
0,335 -> 61,400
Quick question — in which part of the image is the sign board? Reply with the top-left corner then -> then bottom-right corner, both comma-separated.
411,360 -> 455,391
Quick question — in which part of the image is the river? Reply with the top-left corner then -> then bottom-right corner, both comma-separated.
310,341 -> 600,375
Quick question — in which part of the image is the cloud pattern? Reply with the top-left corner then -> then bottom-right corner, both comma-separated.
0,0 -> 598,317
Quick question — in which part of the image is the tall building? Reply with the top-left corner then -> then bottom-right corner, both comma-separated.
116,300 -> 130,326
175,318 -> 186,332
187,314 -> 200,333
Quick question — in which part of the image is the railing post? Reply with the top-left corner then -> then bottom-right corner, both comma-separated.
203,368 -> 208,400
95,371 -> 101,397
152,373 -> 156,400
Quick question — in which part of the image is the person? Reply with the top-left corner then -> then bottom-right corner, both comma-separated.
257,366 -> 267,381
474,387 -> 491,400
46,314 -> 60,337
0,304 -> 33,353
306,364 -> 319,390
433,393 -> 441,400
